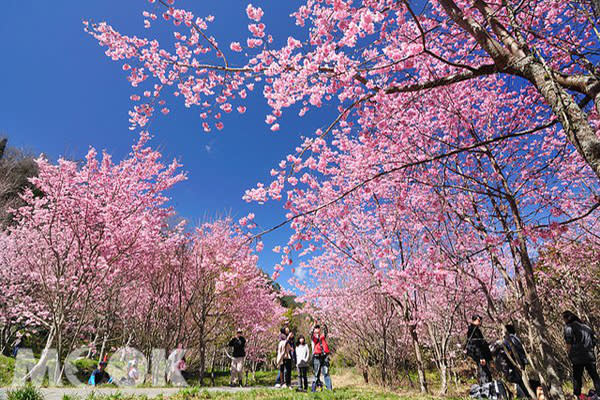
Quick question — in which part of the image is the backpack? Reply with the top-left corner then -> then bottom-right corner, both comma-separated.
470,381 -> 511,400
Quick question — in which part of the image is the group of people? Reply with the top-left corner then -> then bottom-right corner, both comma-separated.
466,311 -> 600,399
85,310 -> 597,397
274,323 -> 332,392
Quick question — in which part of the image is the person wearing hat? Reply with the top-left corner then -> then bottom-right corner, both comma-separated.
466,315 -> 492,385
88,360 -> 112,386
228,328 -> 246,387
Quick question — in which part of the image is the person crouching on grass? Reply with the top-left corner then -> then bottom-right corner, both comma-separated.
89,361 -> 112,386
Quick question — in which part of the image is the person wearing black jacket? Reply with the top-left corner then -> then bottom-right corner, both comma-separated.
563,311 -> 600,399
228,328 -> 246,387
492,324 -> 529,398
466,315 -> 493,385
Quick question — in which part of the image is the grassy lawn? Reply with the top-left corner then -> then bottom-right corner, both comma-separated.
170,387 -> 423,400
0,355 -> 15,386
60,387 -> 433,400
190,370 -> 279,387
3,384 -> 445,400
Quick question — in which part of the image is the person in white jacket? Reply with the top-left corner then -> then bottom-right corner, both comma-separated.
296,335 -> 310,391
276,332 -> 293,388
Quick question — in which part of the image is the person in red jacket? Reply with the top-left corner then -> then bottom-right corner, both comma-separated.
311,324 -> 332,391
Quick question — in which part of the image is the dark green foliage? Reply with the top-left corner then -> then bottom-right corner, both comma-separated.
70,358 -> 98,383
0,137 -> 39,228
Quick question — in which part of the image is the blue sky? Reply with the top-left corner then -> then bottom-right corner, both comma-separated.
1,0 -> 328,287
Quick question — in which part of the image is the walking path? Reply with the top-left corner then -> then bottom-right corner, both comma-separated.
0,386 -> 262,400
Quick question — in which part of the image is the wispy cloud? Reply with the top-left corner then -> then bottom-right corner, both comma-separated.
294,265 -> 307,280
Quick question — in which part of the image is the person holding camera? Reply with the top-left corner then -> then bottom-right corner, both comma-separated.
228,328 -> 246,387
311,323 -> 332,391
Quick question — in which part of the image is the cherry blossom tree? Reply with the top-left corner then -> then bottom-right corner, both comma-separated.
109,217 -> 284,381
173,219 -> 284,380
2,132 -> 186,382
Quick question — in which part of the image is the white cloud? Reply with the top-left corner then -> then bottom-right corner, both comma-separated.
294,265 -> 307,281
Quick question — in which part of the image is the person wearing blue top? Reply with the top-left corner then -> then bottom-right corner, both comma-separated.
88,361 -> 112,386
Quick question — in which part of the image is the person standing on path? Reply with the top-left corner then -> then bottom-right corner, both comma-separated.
228,328 -> 246,387
276,331 -> 294,388
287,330 -> 296,368
563,311 -> 600,399
465,315 -> 492,385
311,324 -> 332,391
274,326 -> 289,387
296,335 -> 310,392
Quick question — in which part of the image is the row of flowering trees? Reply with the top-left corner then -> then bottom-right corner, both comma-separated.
84,0 -> 600,398
0,133 -> 285,383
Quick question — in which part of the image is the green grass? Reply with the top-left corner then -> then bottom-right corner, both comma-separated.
0,354 -> 15,386
178,369 -> 279,387
6,384 -> 44,400
186,388 -> 407,399
70,387 -> 425,400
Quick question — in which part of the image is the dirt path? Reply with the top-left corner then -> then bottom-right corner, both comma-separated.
0,386 -> 265,400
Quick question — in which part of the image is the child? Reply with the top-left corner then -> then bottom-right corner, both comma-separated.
296,336 -> 310,392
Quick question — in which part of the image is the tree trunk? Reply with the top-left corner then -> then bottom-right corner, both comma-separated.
381,325 -> 388,385
523,283 -> 565,399
209,346 -> 217,386
86,333 -> 98,358
198,337 -> 206,385
440,362 -> 448,395
23,326 -> 56,383
484,135 -> 566,400
409,324 -> 428,393
98,333 -> 108,363
523,58 -> 600,180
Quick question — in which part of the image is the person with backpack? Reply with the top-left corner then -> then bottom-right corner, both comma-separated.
563,311 -> 600,399
296,335 -> 310,392
311,324 -> 332,391
276,330 -> 294,388
274,326 -> 289,388
492,324 -> 529,398
466,315 -> 493,385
